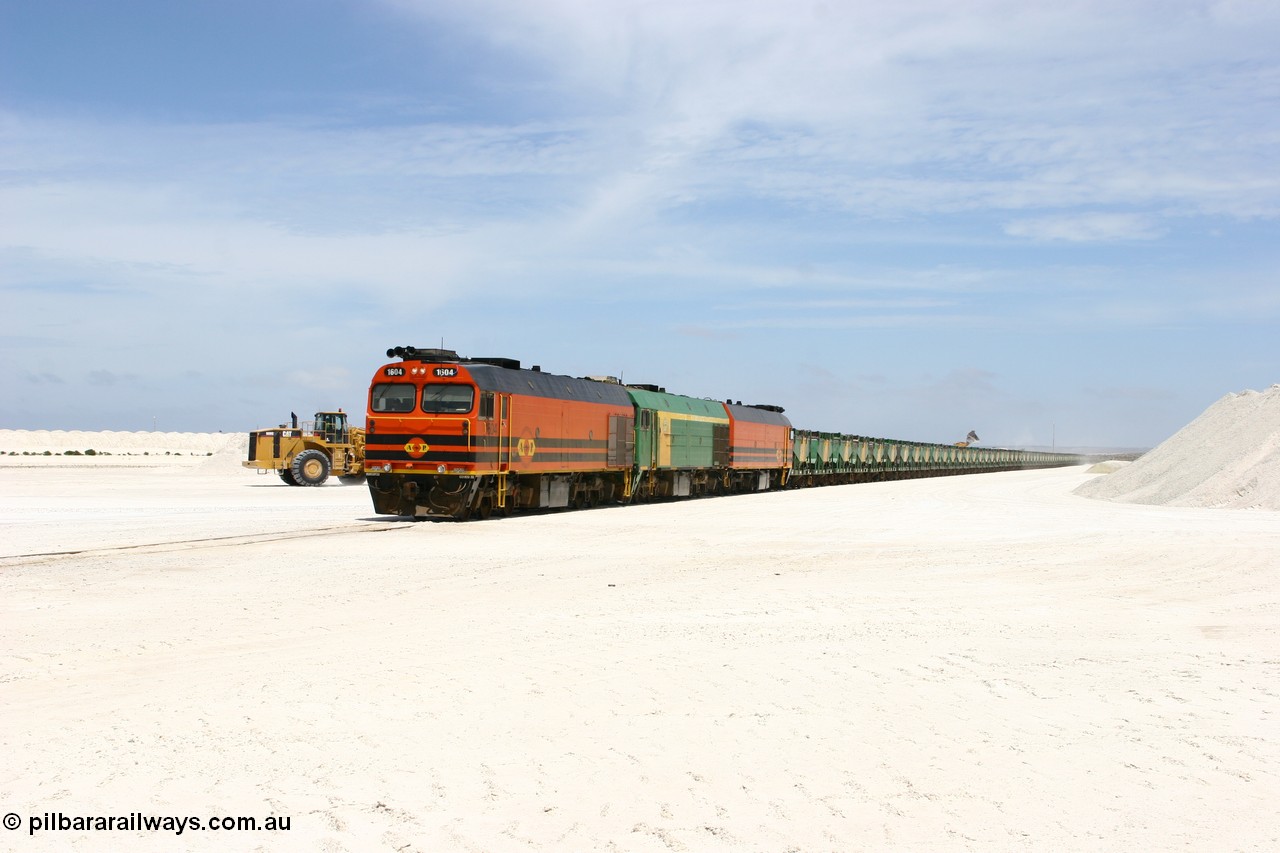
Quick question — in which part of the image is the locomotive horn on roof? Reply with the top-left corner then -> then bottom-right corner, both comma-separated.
387,346 -> 462,362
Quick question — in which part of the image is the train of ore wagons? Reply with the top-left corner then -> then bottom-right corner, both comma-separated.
362,346 -> 1080,520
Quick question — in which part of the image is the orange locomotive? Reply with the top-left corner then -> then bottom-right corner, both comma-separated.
725,402 -> 790,492
365,347 -> 638,518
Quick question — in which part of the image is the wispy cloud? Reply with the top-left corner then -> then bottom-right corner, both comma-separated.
1084,385 -> 1179,402
383,0 -> 1280,223
1004,213 -> 1164,243
5,0 -> 1277,296
87,370 -> 138,387
286,367 -> 358,394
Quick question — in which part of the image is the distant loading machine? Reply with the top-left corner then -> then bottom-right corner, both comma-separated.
243,410 -> 366,486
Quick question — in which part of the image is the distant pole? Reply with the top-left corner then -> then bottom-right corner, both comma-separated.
1052,423 -> 1056,452
153,416 -> 157,432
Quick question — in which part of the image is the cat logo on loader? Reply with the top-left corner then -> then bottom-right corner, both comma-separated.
243,410 -> 366,486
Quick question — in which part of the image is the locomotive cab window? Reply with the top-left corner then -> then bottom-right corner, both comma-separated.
371,383 -> 416,413
479,391 -> 495,420
422,383 -> 475,414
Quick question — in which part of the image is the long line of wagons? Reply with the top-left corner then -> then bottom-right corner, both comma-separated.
361,346 -> 1079,520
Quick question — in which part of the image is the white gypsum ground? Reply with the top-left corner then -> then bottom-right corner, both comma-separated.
1,444 -> 1277,852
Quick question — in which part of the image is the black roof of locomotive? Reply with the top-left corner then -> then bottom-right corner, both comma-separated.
388,346 -> 786,417
465,363 -> 634,406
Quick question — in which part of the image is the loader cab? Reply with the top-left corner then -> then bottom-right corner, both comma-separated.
314,411 -> 350,444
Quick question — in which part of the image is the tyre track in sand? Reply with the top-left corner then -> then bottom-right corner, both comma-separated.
0,519 -> 411,567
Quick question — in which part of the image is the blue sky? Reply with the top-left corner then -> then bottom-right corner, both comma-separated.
2,0 -> 1277,448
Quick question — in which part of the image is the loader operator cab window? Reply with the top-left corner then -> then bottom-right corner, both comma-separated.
422,383 -> 474,414
371,383 -> 416,413
314,412 -> 348,443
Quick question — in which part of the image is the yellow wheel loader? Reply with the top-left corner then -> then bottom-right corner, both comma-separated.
243,410 -> 366,486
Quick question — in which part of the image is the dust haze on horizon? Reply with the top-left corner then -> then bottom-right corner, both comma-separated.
2,0 -> 1277,449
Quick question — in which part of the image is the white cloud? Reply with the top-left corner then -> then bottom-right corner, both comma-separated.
286,366 -> 357,394
0,178 -> 481,296
6,0 -> 1279,284
1003,213 -> 1164,242
380,0 -> 1280,224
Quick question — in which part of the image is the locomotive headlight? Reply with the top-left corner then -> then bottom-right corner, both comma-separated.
380,462 -> 392,473
437,464 -> 447,473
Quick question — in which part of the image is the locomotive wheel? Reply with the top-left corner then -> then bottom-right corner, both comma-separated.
278,468 -> 300,486
290,450 -> 330,486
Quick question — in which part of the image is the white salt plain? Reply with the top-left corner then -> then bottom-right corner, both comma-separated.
1,397 -> 1277,851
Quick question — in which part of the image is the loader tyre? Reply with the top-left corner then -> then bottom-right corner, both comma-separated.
338,475 -> 365,485
279,468 -> 300,486
291,449 -> 330,486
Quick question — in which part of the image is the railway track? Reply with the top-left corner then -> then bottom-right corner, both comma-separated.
0,520 -> 409,567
